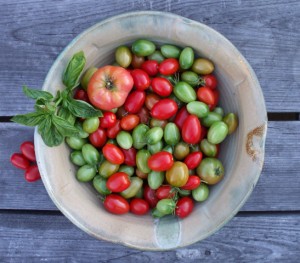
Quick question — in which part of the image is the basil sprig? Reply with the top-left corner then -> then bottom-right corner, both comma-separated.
11,51 -> 102,147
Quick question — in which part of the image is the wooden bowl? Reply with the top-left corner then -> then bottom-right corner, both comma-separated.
35,11 -> 267,250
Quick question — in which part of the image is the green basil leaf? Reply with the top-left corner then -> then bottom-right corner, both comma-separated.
11,112 -> 45,126
67,97 -> 103,118
58,107 -> 76,125
52,115 -> 80,137
23,86 -> 53,100
63,51 -> 86,89
38,116 -> 64,147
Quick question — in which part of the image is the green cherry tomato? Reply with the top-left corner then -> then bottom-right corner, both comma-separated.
93,175 -> 111,195
74,121 -> 89,138
162,145 -> 173,154
174,81 -> 197,103
132,39 -> 156,56
118,165 -> 135,176
213,107 -> 224,117
120,177 -> 143,199
181,71 -> 200,87
160,44 -> 181,58
223,113 -> 239,134
83,117 -> 100,134
98,160 -> 119,178
76,164 -> 96,182
148,140 -> 164,154
164,122 -> 180,145
116,131 -> 133,150
145,127 -> 164,145
166,161 -> 189,187
174,142 -> 190,160
192,58 -> 214,75
192,183 -> 209,202
136,149 -> 151,173
156,199 -> 176,215
80,67 -> 97,90
201,112 -> 222,127
82,144 -> 100,165
179,47 -> 194,70
196,158 -> 224,185
115,46 -> 132,68
200,139 -> 217,157
187,101 -> 209,118
152,208 -> 166,218
148,171 -> 165,190
132,124 -> 150,149
207,121 -> 229,144
148,50 -> 165,63
66,137 -> 87,150
70,151 -> 86,166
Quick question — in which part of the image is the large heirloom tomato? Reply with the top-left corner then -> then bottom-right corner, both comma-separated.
87,66 -> 134,110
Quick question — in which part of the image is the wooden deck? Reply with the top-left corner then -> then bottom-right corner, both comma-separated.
0,0 -> 299,261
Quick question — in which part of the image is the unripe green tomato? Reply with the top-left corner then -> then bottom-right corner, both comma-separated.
115,46 -> 132,68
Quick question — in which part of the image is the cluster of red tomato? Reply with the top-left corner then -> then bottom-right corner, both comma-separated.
10,141 -> 41,182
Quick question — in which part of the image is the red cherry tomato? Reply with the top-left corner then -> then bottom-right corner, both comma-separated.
174,106 -> 190,130
159,58 -> 179,75
131,69 -> 151,91
182,115 -> 201,144
89,127 -> 107,148
197,86 -> 216,105
74,89 -> 89,102
184,152 -> 203,170
203,74 -> 218,89
156,185 -> 175,200
137,106 -> 150,124
143,185 -> 159,208
124,90 -> 146,114
106,120 -> 121,139
130,198 -> 150,215
209,89 -> 220,110
181,175 -> 201,190
120,114 -> 140,131
121,147 -> 137,166
106,172 -> 131,192
102,144 -> 124,165
199,126 -> 208,141
175,197 -> 194,218
145,93 -> 160,111
151,99 -> 178,120
151,77 -> 173,97
99,112 -> 117,129
20,141 -> 35,162
10,153 -> 30,170
88,66 -> 134,111
141,60 -> 159,77
131,54 -> 145,69
148,151 -> 174,171
25,165 -> 41,182
104,194 -> 129,214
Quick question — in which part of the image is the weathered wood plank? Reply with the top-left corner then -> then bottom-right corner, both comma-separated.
0,0 -> 299,115
1,121 -> 299,211
0,212 -> 299,262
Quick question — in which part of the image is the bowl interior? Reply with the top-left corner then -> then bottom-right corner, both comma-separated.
35,12 -> 267,250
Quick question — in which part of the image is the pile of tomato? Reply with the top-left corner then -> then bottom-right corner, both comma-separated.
68,39 -> 238,218
10,141 -> 41,182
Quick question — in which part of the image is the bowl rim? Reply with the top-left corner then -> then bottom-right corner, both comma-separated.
35,10 -> 268,251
